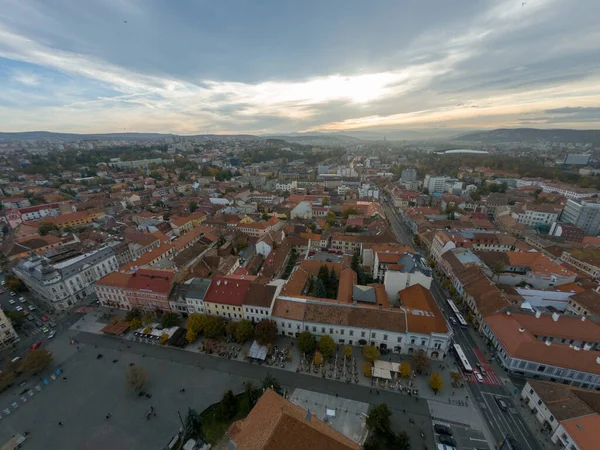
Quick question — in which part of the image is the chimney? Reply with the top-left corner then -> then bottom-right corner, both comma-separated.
552,313 -> 559,322
574,346 -> 581,351
506,311 -> 511,316
305,409 -> 312,421
581,316 -> 587,322
519,328 -> 525,333
545,341 -> 551,346
535,311 -> 541,319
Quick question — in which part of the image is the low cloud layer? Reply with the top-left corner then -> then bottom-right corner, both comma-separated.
0,0 -> 599,134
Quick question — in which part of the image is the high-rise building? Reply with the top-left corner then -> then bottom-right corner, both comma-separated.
560,199 -> 600,236
401,167 -> 417,183
424,175 -> 451,193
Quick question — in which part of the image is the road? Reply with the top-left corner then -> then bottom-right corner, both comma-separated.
383,198 -> 542,450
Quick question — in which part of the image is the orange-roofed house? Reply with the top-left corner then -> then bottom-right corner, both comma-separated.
228,389 -> 361,450
500,251 -> 577,288
483,310 -> 600,389
126,269 -> 176,311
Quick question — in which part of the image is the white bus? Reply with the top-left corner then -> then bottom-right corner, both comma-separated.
453,343 -> 473,373
447,299 -> 468,328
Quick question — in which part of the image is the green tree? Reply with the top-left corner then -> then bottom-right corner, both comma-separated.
344,345 -> 353,358
412,350 -> 430,374
186,328 -> 198,343
325,211 -> 336,226
129,318 -> 142,330
366,403 -> 392,435
429,372 -> 444,394
161,312 -> 180,328
20,349 -> 53,374
261,213 -> 270,221
187,313 -> 207,334
328,267 -> 338,298
317,265 -> 329,285
393,431 -> 411,450
465,311 -> 473,323
203,316 -> 224,338
315,279 -> 327,298
125,366 -> 147,391
188,201 -> 198,213
255,319 -> 277,345
244,381 -> 259,407
38,222 -> 59,236
1,224 -> 9,235
363,345 -> 380,362
318,335 -> 335,358
218,389 -> 238,420
227,319 -> 254,343
4,310 -> 26,328
262,373 -> 282,394
183,408 -> 203,442
297,331 -> 317,354
351,250 -> 361,272
342,207 -> 359,218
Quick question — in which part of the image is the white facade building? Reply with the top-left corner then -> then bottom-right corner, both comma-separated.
0,309 -> 19,349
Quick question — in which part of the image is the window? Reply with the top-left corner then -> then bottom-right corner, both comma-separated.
537,399 -> 542,406
529,388 -> 534,394
321,327 -> 326,333
371,332 -> 376,339
340,329 -> 344,335
329,328 -> 334,334
361,331 -> 366,338
312,326 -> 316,332
383,334 -> 388,341
397,337 -> 402,343
349,330 -> 354,336
288,323 -> 291,328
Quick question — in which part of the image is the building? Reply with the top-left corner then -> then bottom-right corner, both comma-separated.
561,249 -> 600,280
482,310 -> 600,389
180,278 -> 212,314
430,230 -> 517,262
95,269 -> 176,311
243,282 -> 282,323
490,251 -> 577,289
514,203 -> 561,227
401,168 -> 417,183
549,222 -> 585,243
14,246 -> 118,311
563,153 -> 592,165
560,199 -> 600,236
0,309 -> 19,349
228,389 -> 361,450
521,380 -> 600,450
566,289 -> 600,317
203,276 -> 252,320
423,175 -> 451,193
373,252 -> 432,300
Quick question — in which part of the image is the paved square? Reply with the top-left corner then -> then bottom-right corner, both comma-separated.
0,344 -> 252,450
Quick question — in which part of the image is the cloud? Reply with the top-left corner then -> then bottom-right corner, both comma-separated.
0,0 -> 599,133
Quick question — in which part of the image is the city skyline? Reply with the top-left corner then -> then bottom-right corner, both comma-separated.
1,0 -> 600,134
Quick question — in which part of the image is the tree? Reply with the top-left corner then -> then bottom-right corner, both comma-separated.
465,311 -> 473,323
366,403 -> 392,435
317,265 -> 329,285
187,313 -> 206,333
325,211 -> 336,226
188,201 -> 198,213
261,213 -> 270,221
315,279 -> 327,298
186,328 -> 198,343
351,250 -> 361,272
412,350 -> 430,374
5,310 -> 25,328
393,431 -> 411,450
183,408 -> 203,442
129,318 -> 142,330
161,312 -> 180,328
450,371 -> 462,385
1,224 -> 9,235
262,373 -> 282,394
429,372 -> 443,394
126,308 -> 142,322
126,366 -> 147,391
344,345 -> 352,358
362,361 -> 372,377
203,316 -> 224,338
342,207 -> 359,218
218,389 -> 238,420
38,222 -> 59,236
314,352 -> 323,366
363,345 -> 380,362
399,362 -> 411,378
327,267 -> 339,298
297,331 -> 317,354
160,332 -> 169,344
318,335 -> 335,358
227,319 -> 253,343
4,277 -> 24,292
255,319 -> 277,346
141,311 -> 155,326
244,381 -> 259,407
20,349 -> 53,374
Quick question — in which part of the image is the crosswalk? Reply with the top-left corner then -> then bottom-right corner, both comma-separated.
464,348 -> 503,386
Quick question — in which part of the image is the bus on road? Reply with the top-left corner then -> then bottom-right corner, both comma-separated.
453,343 -> 473,373
447,299 -> 468,328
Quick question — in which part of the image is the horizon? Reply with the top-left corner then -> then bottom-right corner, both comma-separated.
1,0 -> 600,134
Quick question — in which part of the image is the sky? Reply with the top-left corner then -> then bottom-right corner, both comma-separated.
1,0 -> 599,135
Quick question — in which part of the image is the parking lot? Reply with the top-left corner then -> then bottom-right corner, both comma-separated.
306,249 -> 346,263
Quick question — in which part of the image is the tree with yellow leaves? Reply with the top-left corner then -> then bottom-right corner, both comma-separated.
429,372 -> 443,394
399,362 -> 411,378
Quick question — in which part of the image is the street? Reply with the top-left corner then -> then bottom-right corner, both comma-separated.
383,199 -> 542,450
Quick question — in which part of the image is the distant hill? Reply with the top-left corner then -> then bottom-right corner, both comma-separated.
454,128 -> 600,144
0,131 -> 174,142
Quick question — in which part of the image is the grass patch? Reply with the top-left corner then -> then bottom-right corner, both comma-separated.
201,393 -> 252,444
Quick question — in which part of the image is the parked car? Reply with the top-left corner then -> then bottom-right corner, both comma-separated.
0,289 -> 4,294
474,370 -> 484,383
35,321 -> 42,327
48,331 -> 56,339
29,341 -> 42,351
15,306 -> 23,312
438,435 -> 457,447
476,363 -> 487,376
41,327 -> 49,333
28,304 -> 36,311
8,299 -> 15,305
495,396 -> 508,411
325,258 -> 332,262
19,297 -> 26,303
434,424 -> 453,436
26,316 -> 35,322
41,316 -> 49,322
449,317 -> 457,325
10,292 -> 16,296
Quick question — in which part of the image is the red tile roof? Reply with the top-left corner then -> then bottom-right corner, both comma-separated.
203,276 -> 252,306
126,269 -> 175,295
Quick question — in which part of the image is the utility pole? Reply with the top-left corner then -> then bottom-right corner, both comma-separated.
177,409 -> 185,429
